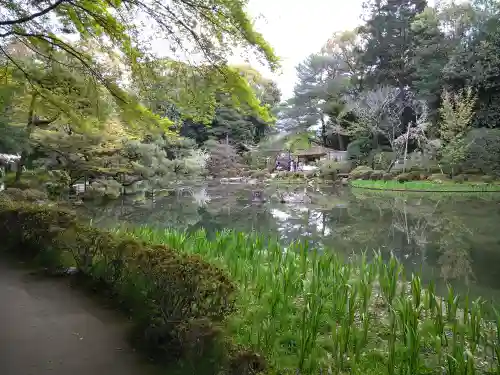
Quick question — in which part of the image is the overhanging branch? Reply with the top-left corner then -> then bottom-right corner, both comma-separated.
0,0 -> 66,27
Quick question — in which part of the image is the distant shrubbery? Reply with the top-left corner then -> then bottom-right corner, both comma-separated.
318,160 -> 352,180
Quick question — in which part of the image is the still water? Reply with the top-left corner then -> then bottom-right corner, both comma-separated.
80,183 -> 500,303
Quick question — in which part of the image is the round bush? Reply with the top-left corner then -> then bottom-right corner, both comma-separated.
382,173 -> 392,181
349,166 -> 373,180
481,175 -> 495,183
0,188 -> 48,202
396,173 -> 410,183
370,170 -> 384,180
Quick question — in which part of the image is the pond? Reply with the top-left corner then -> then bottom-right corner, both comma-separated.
80,182 -> 500,304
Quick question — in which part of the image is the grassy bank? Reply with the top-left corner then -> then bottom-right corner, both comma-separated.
124,226 -> 500,375
350,179 -> 500,192
1,194 -> 500,374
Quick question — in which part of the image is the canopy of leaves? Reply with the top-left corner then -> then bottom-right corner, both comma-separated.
0,0 -> 280,130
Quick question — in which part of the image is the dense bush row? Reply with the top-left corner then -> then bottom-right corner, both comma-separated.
0,195 -> 247,373
349,166 -> 497,184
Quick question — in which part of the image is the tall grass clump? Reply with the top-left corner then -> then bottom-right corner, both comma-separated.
124,227 -> 500,375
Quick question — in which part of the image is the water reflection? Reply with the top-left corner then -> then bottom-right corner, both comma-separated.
80,183 -> 500,302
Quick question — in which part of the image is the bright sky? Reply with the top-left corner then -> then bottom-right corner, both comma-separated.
238,0 -> 365,99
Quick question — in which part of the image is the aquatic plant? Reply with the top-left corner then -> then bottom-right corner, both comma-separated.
124,226 -> 500,375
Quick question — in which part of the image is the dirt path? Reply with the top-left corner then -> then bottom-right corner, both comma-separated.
0,259 -> 163,375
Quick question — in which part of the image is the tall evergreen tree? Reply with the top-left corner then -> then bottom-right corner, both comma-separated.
359,0 -> 427,89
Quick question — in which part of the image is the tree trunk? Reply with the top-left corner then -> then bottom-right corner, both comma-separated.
15,93 -> 37,182
402,123 -> 411,173
320,115 -> 327,147
337,133 -> 344,151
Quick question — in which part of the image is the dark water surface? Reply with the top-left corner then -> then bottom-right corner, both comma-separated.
80,183 -> 500,303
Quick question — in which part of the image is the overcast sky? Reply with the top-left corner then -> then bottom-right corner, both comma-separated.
235,0 -> 366,99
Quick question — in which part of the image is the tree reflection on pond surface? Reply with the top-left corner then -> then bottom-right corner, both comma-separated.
79,183 -> 500,303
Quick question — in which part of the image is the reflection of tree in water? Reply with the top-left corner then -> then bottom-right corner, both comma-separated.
348,193 -> 495,286
81,185 -> 500,297
81,194 -> 203,230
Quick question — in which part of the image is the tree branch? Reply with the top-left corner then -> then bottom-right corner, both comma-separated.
0,0 -> 66,26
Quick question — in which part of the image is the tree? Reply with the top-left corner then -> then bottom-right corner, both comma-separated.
441,1 -> 500,128
438,88 -> 477,175
439,88 -> 476,143
344,86 -> 429,169
0,0 -> 280,131
204,139 -> 246,178
279,53 -> 349,149
410,7 -> 449,122
359,0 -> 427,89
322,29 -> 365,93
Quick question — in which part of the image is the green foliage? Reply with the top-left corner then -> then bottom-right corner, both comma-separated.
439,88 -> 477,143
0,201 -> 236,367
318,160 -> 352,180
349,165 -> 373,180
347,138 -> 372,165
481,175 -> 495,183
1,1 -> 280,94
359,0 -> 427,88
140,62 -> 279,128
462,128 -> 500,176
373,151 -> 396,171
370,170 -> 385,180
126,227 -> 500,375
0,187 -> 48,203
204,140 -> 246,178
351,179 -> 500,191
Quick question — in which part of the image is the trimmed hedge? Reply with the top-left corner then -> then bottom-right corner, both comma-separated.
0,198 -> 238,369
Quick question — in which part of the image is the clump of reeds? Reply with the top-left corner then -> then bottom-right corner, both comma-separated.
121,226 -> 500,375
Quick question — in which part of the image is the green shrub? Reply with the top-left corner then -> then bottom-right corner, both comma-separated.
481,175 -> 495,183
428,173 -> 449,182
372,151 -> 395,170
369,170 -> 384,180
462,168 -> 482,175
360,170 -> 372,180
349,166 -> 373,180
250,170 -> 267,179
396,173 -> 411,183
318,160 -> 351,180
463,128 -> 500,177
0,188 -> 48,203
382,173 -> 393,181
347,138 -> 371,165
0,201 -> 237,366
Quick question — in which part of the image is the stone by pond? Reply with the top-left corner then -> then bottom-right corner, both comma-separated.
78,182 -> 500,304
